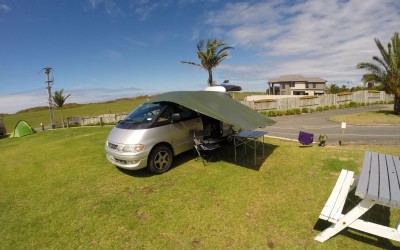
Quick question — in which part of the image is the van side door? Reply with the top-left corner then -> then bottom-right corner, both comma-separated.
170,105 -> 202,155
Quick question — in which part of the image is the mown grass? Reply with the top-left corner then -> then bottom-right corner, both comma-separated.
1,127 -> 399,249
330,109 -> 400,125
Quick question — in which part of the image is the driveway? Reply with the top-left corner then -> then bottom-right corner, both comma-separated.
265,104 -> 400,145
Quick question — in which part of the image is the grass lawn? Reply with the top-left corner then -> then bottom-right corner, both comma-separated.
1,127 -> 400,249
330,109 -> 400,125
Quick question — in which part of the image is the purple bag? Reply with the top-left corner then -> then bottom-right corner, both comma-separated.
298,131 -> 314,145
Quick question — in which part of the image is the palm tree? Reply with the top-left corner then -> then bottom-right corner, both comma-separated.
52,89 -> 71,128
357,32 -> 400,114
181,39 -> 233,86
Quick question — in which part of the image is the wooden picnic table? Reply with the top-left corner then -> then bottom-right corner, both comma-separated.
315,151 -> 400,242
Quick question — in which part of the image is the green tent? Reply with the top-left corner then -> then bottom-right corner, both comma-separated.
10,120 -> 36,138
149,91 -> 275,130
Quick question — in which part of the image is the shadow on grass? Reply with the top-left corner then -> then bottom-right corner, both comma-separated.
0,134 -> 9,139
117,167 -> 153,178
118,141 -> 279,177
373,110 -> 396,116
117,150 -> 199,178
314,189 -> 398,249
218,141 -> 279,171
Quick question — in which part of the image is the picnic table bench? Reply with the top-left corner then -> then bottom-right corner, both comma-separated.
315,151 -> 400,242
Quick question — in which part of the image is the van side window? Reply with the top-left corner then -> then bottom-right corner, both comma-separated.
175,105 -> 198,120
156,107 -> 171,125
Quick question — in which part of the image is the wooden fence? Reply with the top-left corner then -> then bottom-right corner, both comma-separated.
66,113 -> 128,127
65,90 -> 393,127
240,90 -> 393,111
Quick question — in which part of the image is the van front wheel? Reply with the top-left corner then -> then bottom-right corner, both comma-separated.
148,145 -> 173,174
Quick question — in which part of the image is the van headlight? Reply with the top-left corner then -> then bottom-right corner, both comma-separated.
121,144 -> 144,152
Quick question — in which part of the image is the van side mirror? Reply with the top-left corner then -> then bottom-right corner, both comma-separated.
171,113 -> 180,122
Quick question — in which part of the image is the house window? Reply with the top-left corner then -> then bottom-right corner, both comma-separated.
290,82 -> 295,87
282,84 -> 285,89
313,83 -> 316,88
306,83 -> 309,89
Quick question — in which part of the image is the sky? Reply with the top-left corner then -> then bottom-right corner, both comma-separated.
0,0 -> 399,114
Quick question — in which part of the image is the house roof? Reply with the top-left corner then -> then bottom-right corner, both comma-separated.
268,75 -> 326,83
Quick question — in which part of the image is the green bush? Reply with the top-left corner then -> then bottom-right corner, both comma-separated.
293,109 -> 302,115
285,109 -> 295,115
349,102 -> 364,108
301,108 -> 310,113
261,110 -> 285,117
323,105 -> 331,110
316,106 -> 324,112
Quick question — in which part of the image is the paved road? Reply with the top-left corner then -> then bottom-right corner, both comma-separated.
264,104 -> 400,145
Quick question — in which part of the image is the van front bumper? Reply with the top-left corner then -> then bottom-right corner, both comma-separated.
105,149 -> 149,170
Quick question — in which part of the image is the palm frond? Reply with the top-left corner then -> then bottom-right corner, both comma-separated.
181,61 -> 201,67
357,32 -> 400,99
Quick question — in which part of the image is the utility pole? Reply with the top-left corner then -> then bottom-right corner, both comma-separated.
44,67 -> 56,129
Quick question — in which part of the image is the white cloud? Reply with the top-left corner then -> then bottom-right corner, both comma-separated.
0,90 -> 48,114
87,0 -> 122,16
104,50 -> 123,59
205,0 -> 400,88
131,1 -> 171,21
0,3 -> 11,12
124,37 -> 148,48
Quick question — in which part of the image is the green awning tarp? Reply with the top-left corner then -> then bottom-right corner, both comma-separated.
10,120 -> 36,138
149,91 -> 275,130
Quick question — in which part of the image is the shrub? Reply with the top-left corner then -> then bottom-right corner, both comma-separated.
276,111 -> 285,116
262,110 -> 285,117
285,109 -> 295,115
293,109 -> 302,115
348,102 -> 361,108
266,111 -> 277,117
301,108 -> 310,113
323,105 -> 331,110
316,106 -> 324,112
330,105 -> 337,110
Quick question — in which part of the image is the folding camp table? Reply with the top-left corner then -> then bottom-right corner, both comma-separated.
233,130 -> 267,167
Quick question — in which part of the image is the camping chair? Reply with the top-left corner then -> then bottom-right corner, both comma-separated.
193,129 -> 222,165
298,131 -> 314,146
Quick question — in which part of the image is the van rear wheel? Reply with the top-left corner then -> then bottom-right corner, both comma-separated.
148,145 -> 173,174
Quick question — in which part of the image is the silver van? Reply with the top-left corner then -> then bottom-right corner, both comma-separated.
105,91 -> 273,174
105,99 -> 231,174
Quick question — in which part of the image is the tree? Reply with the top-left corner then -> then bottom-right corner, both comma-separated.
181,39 -> 233,86
357,32 -> 400,114
325,83 -> 340,94
52,89 -> 71,128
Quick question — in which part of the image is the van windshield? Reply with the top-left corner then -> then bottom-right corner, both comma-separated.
116,102 -> 167,129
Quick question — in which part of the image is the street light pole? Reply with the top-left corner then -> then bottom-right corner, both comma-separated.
44,67 -> 56,129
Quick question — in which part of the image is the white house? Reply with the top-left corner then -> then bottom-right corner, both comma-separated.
268,75 -> 327,96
